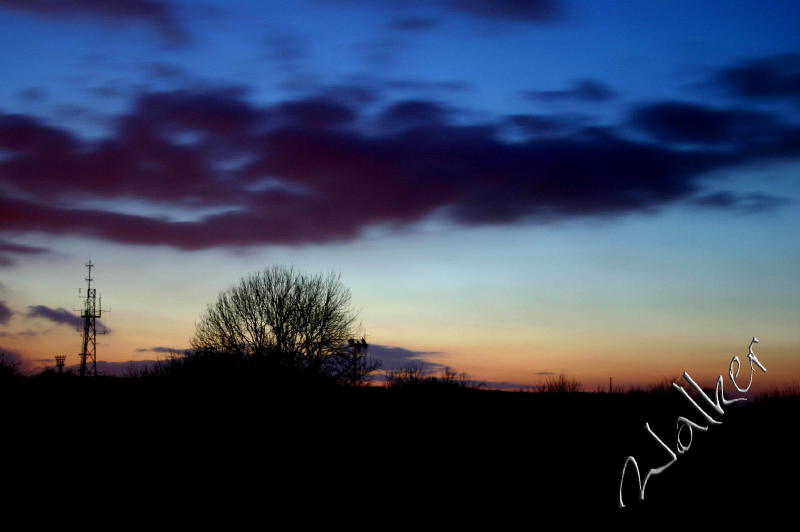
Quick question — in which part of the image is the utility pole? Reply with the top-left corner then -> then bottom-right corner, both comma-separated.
78,261 -> 103,377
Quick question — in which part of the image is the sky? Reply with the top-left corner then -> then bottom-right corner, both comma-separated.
1,0 -> 799,392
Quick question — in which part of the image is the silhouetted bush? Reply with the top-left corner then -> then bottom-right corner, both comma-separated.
385,364 -> 482,391
626,376 -> 680,396
540,373 -> 582,393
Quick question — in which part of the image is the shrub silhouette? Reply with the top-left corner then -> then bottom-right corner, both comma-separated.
540,373 -> 582,393
385,364 -> 482,391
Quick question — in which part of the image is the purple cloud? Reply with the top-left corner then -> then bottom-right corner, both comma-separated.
387,16 -> 440,32
710,53 -> 800,104
26,305 -> 110,332
0,87 -> 797,254
26,305 -> 81,328
0,301 -> 12,325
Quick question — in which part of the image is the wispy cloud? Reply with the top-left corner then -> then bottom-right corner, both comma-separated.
0,0 -> 190,45
136,346 -> 188,355
0,239 -> 49,268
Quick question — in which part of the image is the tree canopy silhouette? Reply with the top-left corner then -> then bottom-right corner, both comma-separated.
190,265 -> 377,382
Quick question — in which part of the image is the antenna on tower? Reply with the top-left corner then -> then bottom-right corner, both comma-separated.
77,260 -> 103,377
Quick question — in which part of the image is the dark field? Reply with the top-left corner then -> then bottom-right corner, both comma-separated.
2,376 -> 797,524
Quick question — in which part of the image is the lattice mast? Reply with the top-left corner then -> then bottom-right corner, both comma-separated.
78,261 -> 102,377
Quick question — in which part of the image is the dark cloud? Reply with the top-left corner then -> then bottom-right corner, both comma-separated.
688,191 -> 790,214
145,62 -> 192,82
1,89 -> 797,252
53,104 -> 108,126
88,86 -> 126,99
629,102 -> 782,145
136,346 -> 188,354
368,344 -> 443,372
311,85 -> 382,106
525,79 -> 617,103
379,100 -> 451,129
25,305 -> 110,332
387,16 -> 440,31
349,37 -> 406,66
445,0 -> 563,22
533,371 -> 556,376
711,53 -> 800,104
505,113 -> 589,136
323,0 -> 564,24
16,87 -> 47,102
0,0 -> 188,44
275,99 -> 355,129
0,301 -> 12,325
26,305 -> 81,328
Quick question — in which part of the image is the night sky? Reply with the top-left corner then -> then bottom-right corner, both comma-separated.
1,0 -> 798,391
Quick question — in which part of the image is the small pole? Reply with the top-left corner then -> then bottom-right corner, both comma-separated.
609,376 -> 613,393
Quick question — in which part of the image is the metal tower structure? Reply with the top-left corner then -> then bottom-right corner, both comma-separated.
55,355 -> 66,374
78,261 -> 103,377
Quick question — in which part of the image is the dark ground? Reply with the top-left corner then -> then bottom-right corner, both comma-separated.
1,376 -> 796,525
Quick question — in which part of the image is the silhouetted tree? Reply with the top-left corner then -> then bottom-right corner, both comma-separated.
0,351 -> 21,379
191,265 -> 371,382
438,366 -> 482,388
326,337 -> 381,386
